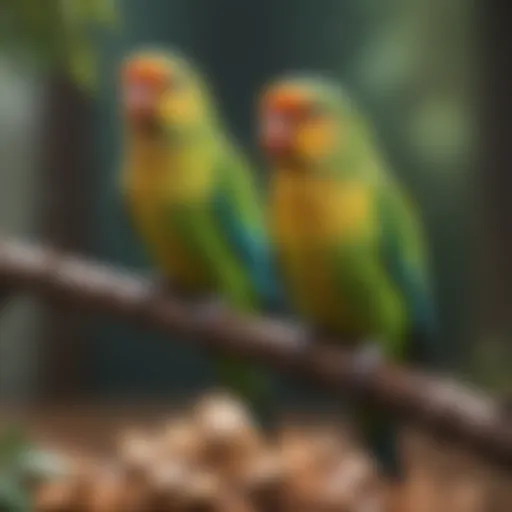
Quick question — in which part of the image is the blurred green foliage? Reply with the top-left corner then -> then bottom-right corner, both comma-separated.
0,426 -> 68,511
0,0 -> 119,89
469,340 -> 512,394
0,426 -> 28,471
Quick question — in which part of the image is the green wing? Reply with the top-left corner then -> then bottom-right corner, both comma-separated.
331,238 -> 409,360
164,151 -> 272,407
211,152 -> 286,313
377,183 -> 441,366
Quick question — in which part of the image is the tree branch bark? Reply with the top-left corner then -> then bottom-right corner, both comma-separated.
0,236 -> 510,469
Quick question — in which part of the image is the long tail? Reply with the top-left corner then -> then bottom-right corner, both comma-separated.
358,405 -> 404,481
213,356 -> 275,425
359,324 -> 439,481
409,323 -> 444,372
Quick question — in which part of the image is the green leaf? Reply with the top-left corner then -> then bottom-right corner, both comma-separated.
18,449 -> 69,481
0,477 -> 31,512
67,39 -> 96,92
0,427 -> 31,469
0,0 -> 121,92
85,0 -> 119,26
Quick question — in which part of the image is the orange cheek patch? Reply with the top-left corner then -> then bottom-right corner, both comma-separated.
295,119 -> 337,158
122,60 -> 169,92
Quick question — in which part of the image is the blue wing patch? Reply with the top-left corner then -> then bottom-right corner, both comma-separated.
378,192 -> 441,366
212,174 -> 288,314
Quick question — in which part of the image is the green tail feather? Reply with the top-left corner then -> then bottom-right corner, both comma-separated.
213,356 -> 275,425
358,406 -> 404,481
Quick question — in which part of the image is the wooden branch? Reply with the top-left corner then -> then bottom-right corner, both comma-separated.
0,236 -> 510,469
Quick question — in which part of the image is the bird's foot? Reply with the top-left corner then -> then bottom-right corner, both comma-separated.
351,341 -> 385,381
148,274 -> 176,298
290,320 -> 321,351
192,294 -> 229,324
138,273 -> 176,320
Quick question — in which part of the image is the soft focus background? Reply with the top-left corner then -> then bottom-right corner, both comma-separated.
0,0 -> 508,406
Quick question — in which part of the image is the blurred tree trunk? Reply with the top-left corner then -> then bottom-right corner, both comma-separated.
482,0 -> 512,326
38,73 -> 93,401
0,60 -> 44,405
472,0 -> 512,389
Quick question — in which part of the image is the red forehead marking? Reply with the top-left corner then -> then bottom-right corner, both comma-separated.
122,59 -> 169,89
262,87 -> 309,114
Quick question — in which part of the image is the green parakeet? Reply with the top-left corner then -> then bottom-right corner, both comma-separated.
259,75 -> 440,479
118,49 -> 283,417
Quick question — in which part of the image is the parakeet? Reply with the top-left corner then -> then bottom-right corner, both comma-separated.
259,75 -> 440,480
117,49 -> 282,417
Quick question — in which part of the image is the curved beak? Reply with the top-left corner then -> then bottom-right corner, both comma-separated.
124,82 -> 159,122
260,113 -> 294,156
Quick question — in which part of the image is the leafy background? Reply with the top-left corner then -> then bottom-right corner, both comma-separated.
1,0 -> 507,402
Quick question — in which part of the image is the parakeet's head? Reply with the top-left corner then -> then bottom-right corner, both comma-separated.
120,49 -> 215,140
258,75 -> 366,168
